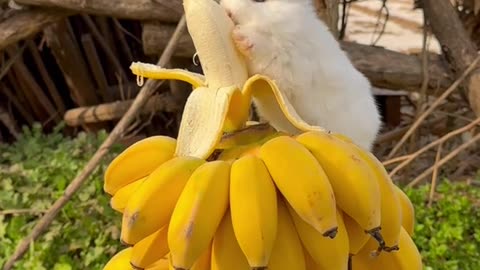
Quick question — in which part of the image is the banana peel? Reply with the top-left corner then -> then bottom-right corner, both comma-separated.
130,0 -> 326,159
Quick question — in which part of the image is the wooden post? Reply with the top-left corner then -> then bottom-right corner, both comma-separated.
423,0 -> 480,116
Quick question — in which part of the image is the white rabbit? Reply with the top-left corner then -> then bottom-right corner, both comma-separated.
219,0 -> 382,150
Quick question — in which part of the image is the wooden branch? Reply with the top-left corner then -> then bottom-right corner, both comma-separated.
26,40 -> 66,115
0,105 -> 20,139
141,22 -> 454,93
423,0 -> 480,116
2,14 -> 188,270
63,93 -> 182,126
0,9 -> 68,51
387,54 -> 480,158
6,47 -> 59,123
15,0 -> 183,21
44,20 -> 99,107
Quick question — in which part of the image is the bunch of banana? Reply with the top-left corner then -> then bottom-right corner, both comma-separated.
102,127 -> 421,270
101,0 -> 423,269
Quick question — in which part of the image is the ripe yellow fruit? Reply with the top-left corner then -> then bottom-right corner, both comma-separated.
296,131 -> 381,234
230,155 -> 278,268
131,225 -> 169,269
104,136 -> 176,195
268,197 -> 306,270
102,247 -> 133,270
289,206 -> 350,270
393,185 -> 415,236
352,227 -> 423,270
342,212 -> 370,255
211,211 -> 251,270
259,136 -> 338,237
110,176 -> 146,213
168,160 -> 231,269
121,156 -> 206,245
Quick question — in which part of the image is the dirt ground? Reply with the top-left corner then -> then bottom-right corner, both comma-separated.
343,0 -> 441,54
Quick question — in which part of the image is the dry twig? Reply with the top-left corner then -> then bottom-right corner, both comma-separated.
407,132 -> 480,187
2,14 -> 188,270
387,54 -> 480,158
388,116 -> 480,177
428,143 -> 443,207
0,209 -> 46,216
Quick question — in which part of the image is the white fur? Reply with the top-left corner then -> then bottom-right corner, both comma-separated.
220,0 -> 382,150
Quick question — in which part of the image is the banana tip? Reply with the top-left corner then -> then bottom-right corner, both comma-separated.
322,227 -> 339,239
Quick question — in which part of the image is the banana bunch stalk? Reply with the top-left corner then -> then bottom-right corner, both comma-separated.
102,0 -> 423,269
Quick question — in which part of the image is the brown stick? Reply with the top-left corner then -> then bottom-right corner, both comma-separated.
5,47 -> 59,123
387,54 -> 480,158
63,93 -> 181,126
81,34 -> 112,102
141,22 -> 454,92
388,116 -> 480,177
376,116 -> 447,146
26,40 -> 66,115
2,14 -> 188,270
44,20 -> 99,107
15,0 -> 183,21
0,9 -> 69,51
0,105 -> 20,139
423,0 -> 480,116
407,132 -> 480,188
427,143 -> 443,208
0,209 -> 46,216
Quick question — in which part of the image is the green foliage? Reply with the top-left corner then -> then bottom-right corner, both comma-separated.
0,123 -> 125,269
404,179 -> 480,270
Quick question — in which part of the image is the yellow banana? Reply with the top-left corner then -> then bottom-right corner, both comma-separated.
357,150 -> 402,251
352,227 -> 423,270
104,136 -> 176,195
342,212 -> 370,256
131,225 -> 169,269
259,135 -> 338,237
102,247 -> 132,270
304,248 -> 321,270
146,258 -> 170,270
168,160 -> 231,270
295,132 -> 382,237
121,156 -> 206,245
331,131 -> 404,251
211,210 -> 251,270
289,206 -> 350,270
191,243 -> 212,270
110,176 -> 147,213
393,185 -> 415,236
230,154 -> 278,268
268,197 -> 306,270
